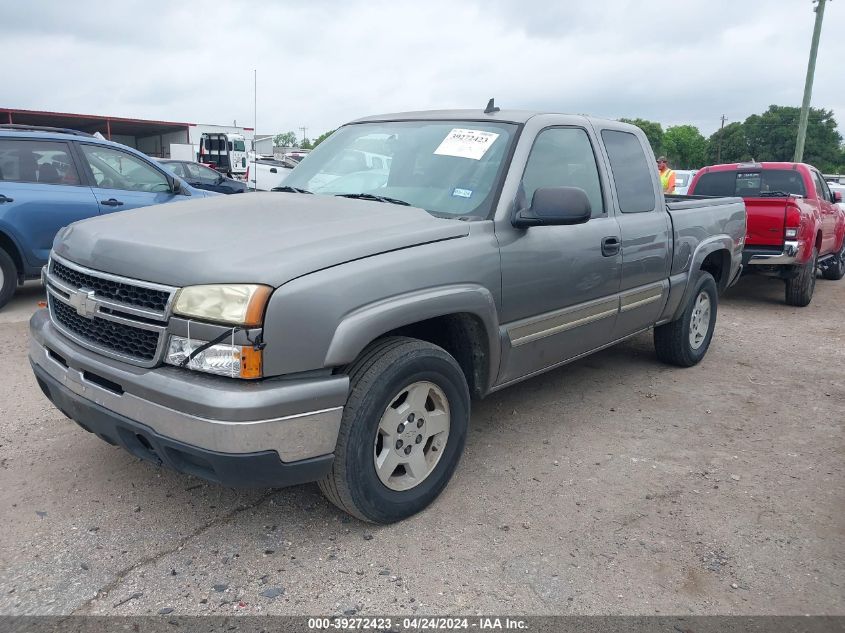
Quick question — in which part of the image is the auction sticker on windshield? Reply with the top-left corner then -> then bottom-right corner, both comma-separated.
434,128 -> 500,160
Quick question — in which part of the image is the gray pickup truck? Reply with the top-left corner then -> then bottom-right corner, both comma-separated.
29,108 -> 745,523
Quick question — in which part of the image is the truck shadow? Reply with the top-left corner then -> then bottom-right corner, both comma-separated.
720,273 -> 789,307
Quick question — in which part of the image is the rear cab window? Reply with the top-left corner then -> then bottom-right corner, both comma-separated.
811,171 -> 832,203
600,130 -> 656,213
693,169 -> 807,198
0,138 -> 81,185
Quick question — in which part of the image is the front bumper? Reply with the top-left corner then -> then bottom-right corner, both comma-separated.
29,309 -> 348,488
743,241 -> 802,267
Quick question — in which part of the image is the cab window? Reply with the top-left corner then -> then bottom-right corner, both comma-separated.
0,139 -> 81,185
520,127 -> 604,216
80,145 -> 171,193
601,130 -> 656,213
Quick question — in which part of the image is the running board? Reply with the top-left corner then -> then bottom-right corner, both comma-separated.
817,254 -> 836,271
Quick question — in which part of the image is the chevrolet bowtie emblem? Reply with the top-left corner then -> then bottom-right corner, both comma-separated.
69,289 -> 97,318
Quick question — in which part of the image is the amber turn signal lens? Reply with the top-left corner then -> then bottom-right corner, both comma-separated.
240,346 -> 263,379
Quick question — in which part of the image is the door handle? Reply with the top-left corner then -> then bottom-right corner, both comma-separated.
0,194 -> 13,204
601,236 -> 621,257
270,167 -> 277,173
100,198 -> 124,207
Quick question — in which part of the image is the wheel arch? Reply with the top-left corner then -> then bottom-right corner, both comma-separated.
0,229 -> 24,281
668,236 -> 731,322
324,285 -> 500,398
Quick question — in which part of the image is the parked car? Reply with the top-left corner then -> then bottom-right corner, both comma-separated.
159,159 -> 247,194
245,157 -> 294,191
30,108 -> 745,523
829,182 -> 845,211
0,124 -> 216,308
689,162 -> 845,306
673,169 -> 697,195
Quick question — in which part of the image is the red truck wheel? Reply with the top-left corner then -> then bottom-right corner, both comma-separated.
785,248 -> 818,306
821,244 -> 845,281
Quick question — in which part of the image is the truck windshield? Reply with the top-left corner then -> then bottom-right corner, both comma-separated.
282,120 -> 518,218
694,169 -> 807,198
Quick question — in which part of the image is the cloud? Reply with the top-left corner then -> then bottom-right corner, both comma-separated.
3,0 -> 843,139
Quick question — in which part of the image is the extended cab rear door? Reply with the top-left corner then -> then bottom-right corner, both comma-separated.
594,126 -> 671,339
810,169 -> 839,256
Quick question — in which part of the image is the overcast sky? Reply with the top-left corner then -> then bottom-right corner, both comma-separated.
4,0 -> 843,140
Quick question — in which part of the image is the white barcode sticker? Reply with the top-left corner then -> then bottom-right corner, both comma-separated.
434,128 -> 500,160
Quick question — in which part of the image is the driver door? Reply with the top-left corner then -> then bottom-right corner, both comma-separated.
76,143 -> 179,214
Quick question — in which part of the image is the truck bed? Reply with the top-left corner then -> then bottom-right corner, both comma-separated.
665,195 -> 747,277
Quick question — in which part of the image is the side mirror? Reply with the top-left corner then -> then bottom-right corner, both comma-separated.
834,191 -> 842,203
170,178 -> 189,196
512,187 -> 592,228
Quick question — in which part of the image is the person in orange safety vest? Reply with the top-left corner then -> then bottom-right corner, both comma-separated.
657,156 -> 676,193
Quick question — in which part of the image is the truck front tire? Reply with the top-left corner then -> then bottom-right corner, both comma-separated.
0,248 -> 17,309
654,271 -> 717,367
318,337 -> 470,523
785,247 -> 817,306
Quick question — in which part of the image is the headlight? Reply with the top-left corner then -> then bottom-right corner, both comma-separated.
173,284 -> 272,326
166,335 -> 262,379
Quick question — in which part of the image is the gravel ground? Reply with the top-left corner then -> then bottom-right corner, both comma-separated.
0,275 -> 842,616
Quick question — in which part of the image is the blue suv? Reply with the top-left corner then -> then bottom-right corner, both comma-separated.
0,125 -> 216,308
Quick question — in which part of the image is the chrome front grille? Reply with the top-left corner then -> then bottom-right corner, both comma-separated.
50,297 -> 161,361
44,255 -> 177,367
51,259 -> 170,311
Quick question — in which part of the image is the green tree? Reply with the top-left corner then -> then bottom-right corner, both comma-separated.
706,122 -> 752,164
273,131 -> 298,147
300,138 -> 313,150
312,129 -> 336,148
743,105 -> 842,171
619,118 -> 664,156
662,125 -> 708,169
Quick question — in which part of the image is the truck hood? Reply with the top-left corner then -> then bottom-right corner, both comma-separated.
52,193 -> 469,287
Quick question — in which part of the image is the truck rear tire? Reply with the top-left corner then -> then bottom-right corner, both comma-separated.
654,272 -> 717,367
821,243 -> 845,281
0,248 -> 18,310
318,337 -> 470,523
785,248 -> 817,306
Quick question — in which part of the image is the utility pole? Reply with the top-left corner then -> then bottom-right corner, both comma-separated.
716,114 -> 727,163
299,127 -> 308,144
794,0 -> 828,162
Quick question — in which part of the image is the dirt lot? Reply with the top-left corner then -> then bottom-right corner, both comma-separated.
0,276 -> 842,617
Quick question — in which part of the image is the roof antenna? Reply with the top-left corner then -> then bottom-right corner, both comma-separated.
484,98 -> 500,114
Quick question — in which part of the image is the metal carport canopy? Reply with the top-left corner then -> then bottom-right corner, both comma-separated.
0,107 -> 191,142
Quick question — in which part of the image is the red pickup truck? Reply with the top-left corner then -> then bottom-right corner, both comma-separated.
689,162 -> 845,306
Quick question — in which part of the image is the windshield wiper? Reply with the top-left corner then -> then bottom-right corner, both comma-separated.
271,186 -> 312,194
335,193 -> 411,206
757,190 -> 793,197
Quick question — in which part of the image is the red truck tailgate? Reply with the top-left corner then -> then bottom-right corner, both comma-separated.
744,197 -> 788,247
